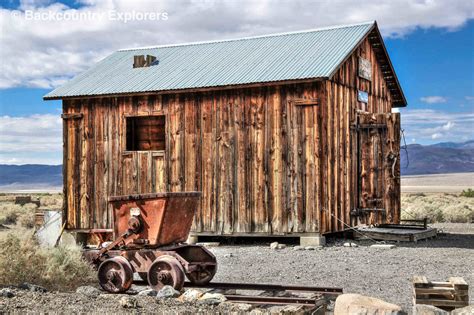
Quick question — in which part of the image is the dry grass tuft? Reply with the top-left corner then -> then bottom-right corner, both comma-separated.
401,193 -> 474,223
18,210 -> 35,229
0,232 -> 95,291
39,194 -> 63,209
0,203 -> 37,227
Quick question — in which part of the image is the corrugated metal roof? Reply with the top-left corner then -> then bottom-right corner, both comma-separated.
44,21 -> 377,100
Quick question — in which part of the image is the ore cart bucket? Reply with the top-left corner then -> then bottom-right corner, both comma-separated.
108,192 -> 201,247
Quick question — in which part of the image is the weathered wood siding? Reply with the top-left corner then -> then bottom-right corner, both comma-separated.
320,36 -> 400,233
62,35 -> 401,235
63,82 -> 326,234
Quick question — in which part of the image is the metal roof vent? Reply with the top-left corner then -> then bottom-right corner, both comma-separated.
133,55 -> 157,68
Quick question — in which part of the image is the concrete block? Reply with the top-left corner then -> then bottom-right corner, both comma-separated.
300,236 -> 326,247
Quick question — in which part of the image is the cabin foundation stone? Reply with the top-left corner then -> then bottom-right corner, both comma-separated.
300,236 -> 326,247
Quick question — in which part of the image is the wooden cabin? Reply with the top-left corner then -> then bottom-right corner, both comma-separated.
44,21 -> 406,245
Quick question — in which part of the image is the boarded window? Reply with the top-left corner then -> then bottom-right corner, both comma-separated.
126,115 -> 165,151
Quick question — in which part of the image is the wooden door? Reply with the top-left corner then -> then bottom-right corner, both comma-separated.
354,112 -> 401,225
63,113 -> 83,229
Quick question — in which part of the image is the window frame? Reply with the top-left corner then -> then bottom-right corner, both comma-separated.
123,113 -> 166,153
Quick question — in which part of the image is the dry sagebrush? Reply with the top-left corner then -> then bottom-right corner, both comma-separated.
39,194 -> 63,209
0,233 -> 95,291
401,193 -> 474,223
0,203 -> 37,227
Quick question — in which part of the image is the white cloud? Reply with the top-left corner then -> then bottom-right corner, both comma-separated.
0,0 -> 473,89
466,96 -> 474,102
401,109 -> 474,144
441,121 -> 455,131
0,114 -> 62,164
420,96 -> 447,104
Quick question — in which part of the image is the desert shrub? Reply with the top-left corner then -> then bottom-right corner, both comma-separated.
18,211 -> 35,228
0,233 -> 95,291
40,194 -> 63,208
0,203 -> 38,226
443,204 -> 473,223
0,233 -> 45,286
401,193 -> 474,223
0,208 -> 20,225
461,188 -> 474,198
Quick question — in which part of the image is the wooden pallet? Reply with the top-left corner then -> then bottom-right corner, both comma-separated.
413,276 -> 469,310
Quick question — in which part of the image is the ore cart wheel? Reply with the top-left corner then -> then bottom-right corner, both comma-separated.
147,255 -> 185,291
97,256 -> 133,293
186,264 -> 217,285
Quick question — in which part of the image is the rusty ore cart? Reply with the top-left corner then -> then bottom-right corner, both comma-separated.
83,192 -> 217,293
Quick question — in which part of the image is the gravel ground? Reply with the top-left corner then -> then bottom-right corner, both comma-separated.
0,290 -> 238,314
1,223 -> 472,313
210,223 -> 474,312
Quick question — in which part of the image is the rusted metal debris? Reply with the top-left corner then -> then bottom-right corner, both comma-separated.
15,195 -> 40,207
161,281 -> 342,309
182,281 -> 343,296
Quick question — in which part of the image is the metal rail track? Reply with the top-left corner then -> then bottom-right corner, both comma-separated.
134,280 -> 343,306
184,281 -> 342,295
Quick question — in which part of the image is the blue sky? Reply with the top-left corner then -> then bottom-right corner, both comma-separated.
0,0 -> 473,164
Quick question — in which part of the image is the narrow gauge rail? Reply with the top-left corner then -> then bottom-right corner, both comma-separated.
134,280 -> 343,307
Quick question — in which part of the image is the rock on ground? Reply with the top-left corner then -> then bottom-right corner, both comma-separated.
0,288 -> 14,298
451,305 -> 474,314
18,283 -> 47,293
179,288 -> 203,302
370,244 -> 397,249
269,242 -> 287,250
76,286 -> 101,297
414,304 -> 448,315
270,242 -> 279,249
137,289 -> 157,297
334,293 -> 406,315
223,302 -> 253,311
344,242 -> 359,247
119,296 -> 137,308
156,286 -> 180,299
198,292 -> 227,305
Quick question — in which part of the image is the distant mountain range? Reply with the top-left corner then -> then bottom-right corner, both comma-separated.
0,164 -> 62,191
0,140 -> 473,190
401,140 -> 474,175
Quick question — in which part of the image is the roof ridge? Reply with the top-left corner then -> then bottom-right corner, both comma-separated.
118,21 -> 375,52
